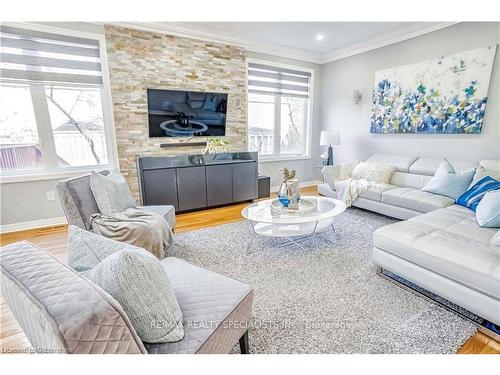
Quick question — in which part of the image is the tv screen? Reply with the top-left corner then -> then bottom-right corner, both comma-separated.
147,89 -> 228,137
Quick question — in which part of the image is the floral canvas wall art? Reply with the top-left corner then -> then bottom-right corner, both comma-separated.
370,46 -> 496,134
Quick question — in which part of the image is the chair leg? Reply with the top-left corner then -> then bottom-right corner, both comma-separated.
239,330 -> 249,354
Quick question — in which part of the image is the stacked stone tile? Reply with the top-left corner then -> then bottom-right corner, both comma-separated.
104,25 -> 247,199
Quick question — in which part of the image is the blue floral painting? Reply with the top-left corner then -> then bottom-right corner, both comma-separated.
370,46 -> 496,134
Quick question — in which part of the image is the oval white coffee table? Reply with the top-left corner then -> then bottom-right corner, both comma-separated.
241,196 -> 346,251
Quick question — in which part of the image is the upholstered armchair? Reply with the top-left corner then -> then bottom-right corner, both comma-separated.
56,171 -> 176,231
1,239 -> 254,354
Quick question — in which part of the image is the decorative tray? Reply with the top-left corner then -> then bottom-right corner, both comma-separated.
270,198 -> 317,215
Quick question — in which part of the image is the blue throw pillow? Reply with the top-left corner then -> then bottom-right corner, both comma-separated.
202,94 -> 218,111
475,190 -> 500,228
421,166 -> 475,199
456,176 -> 500,211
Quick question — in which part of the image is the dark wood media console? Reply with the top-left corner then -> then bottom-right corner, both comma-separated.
136,152 -> 258,212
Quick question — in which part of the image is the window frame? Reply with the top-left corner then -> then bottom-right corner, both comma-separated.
0,22 -> 119,184
246,58 -> 314,162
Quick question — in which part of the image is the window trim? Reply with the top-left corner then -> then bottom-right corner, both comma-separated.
0,22 -> 119,184
246,58 -> 314,161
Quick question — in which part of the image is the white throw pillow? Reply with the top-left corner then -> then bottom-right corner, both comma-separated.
352,162 -> 396,184
90,171 -> 136,216
421,159 -> 475,200
476,190 -> 500,228
84,248 -> 184,343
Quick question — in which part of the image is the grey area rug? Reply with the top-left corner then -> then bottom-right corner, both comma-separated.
170,207 -> 477,354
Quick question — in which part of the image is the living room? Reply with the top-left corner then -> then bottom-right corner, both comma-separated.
1,0 -> 499,372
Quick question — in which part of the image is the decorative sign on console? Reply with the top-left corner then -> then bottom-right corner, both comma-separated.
370,45 -> 496,134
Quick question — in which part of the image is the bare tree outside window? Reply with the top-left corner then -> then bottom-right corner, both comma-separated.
282,97 -> 301,150
250,130 -> 266,152
248,93 -> 275,154
281,96 -> 306,154
46,87 -> 101,164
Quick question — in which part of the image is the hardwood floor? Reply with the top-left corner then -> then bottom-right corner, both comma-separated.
0,185 -> 498,354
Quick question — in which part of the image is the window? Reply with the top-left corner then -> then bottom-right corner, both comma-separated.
247,61 -> 312,160
0,84 -> 41,171
0,24 -> 115,179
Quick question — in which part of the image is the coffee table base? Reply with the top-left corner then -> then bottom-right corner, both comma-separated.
246,220 -> 339,254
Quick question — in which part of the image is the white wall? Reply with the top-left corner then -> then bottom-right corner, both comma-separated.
1,179 -> 65,229
320,22 -> 500,164
246,52 -> 323,188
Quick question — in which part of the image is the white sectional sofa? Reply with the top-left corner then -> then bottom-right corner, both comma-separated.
319,154 -> 484,220
320,154 -> 500,326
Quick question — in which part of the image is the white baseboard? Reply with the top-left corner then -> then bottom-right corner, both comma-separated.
0,180 -> 321,233
270,179 -> 321,193
1,216 -> 67,234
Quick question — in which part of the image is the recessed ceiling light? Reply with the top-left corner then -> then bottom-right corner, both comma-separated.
315,34 -> 324,41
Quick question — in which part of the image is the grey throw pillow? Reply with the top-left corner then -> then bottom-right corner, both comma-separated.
68,225 -> 141,272
90,171 -> 136,216
84,248 -> 184,343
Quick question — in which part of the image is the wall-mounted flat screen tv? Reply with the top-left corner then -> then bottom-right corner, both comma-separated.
147,89 -> 228,137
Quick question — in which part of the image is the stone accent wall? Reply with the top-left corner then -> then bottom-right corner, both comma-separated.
104,25 -> 247,199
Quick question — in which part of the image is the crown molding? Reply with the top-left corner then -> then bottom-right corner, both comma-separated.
319,22 -> 460,63
108,22 -> 459,65
111,22 -> 324,63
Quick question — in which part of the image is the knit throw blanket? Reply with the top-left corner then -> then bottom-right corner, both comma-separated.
334,178 -> 374,207
334,162 -> 396,207
90,207 -> 175,259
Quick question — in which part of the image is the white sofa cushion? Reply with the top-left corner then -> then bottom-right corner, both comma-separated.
389,172 -> 432,189
480,160 -> 500,171
409,158 -> 478,176
381,187 -> 454,213
366,154 -> 418,172
471,166 -> 500,185
358,184 -> 398,201
332,180 -> 398,202
409,158 -> 447,176
373,205 -> 500,299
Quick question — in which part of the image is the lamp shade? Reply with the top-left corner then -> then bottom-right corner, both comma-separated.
320,130 -> 341,146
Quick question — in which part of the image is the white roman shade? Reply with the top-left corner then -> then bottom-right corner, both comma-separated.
248,62 -> 311,99
0,25 -> 103,85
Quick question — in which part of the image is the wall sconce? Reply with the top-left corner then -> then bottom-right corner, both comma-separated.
353,89 -> 362,104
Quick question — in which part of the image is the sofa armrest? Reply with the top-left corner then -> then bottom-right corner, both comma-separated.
321,161 -> 357,190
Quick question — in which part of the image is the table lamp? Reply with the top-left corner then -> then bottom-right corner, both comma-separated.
320,130 -> 341,165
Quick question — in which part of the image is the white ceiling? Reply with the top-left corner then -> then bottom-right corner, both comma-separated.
121,22 -> 457,63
